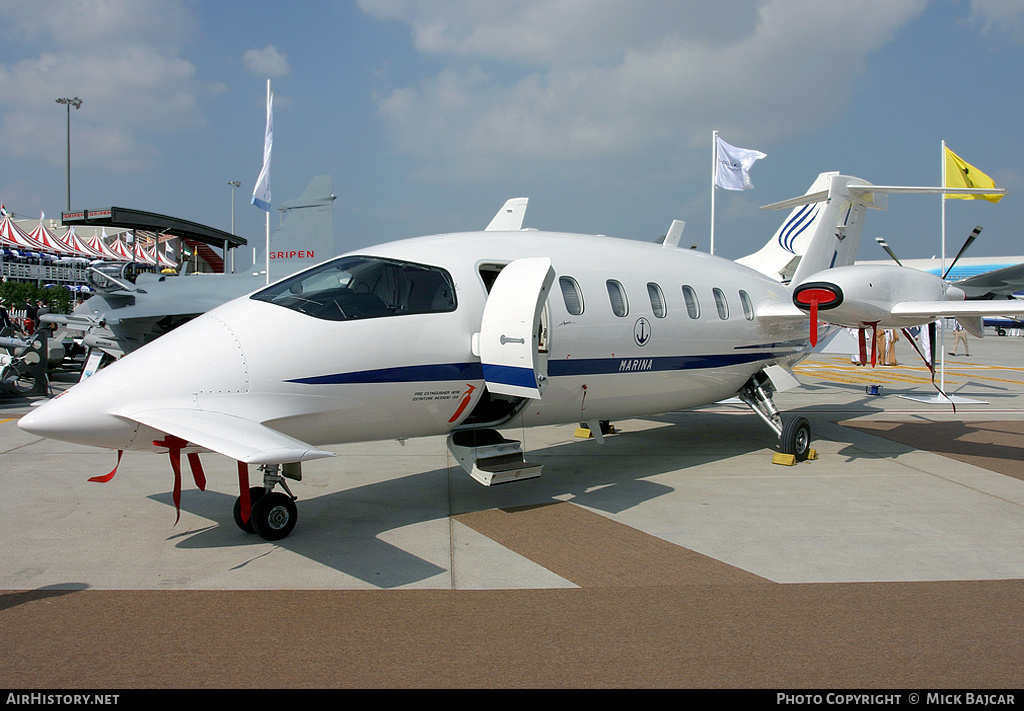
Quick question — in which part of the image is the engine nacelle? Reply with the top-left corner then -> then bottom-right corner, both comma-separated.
793,264 -> 965,330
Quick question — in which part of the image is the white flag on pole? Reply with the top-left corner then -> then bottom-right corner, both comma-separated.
714,136 -> 765,191
251,81 -> 273,212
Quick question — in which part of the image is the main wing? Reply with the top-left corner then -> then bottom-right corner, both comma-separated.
950,262 -> 1024,299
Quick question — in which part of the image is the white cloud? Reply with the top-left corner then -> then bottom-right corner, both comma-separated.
0,0 -> 196,48
243,46 -> 291,77
970,0 -> 1024,42
361,0 -> 929,180
0,0 -> 219,171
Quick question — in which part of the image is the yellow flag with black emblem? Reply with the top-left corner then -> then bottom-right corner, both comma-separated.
944,146 -> 1003,202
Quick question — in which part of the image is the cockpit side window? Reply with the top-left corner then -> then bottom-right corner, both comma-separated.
251,256 -> 457,321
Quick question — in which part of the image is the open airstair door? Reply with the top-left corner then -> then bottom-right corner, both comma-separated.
477,257 -> 555,400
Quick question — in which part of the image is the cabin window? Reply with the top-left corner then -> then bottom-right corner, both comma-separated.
713,287 -> 729,320
682,285 -> 700,319
559,276 -> 584,316
647,282 -> 667,318
606,280 -> 628,317
739,290 -> 754,321
251,255 -> 457,321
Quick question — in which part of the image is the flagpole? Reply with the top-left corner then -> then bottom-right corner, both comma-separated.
250,78 -> 273,285
710,130 -> 717,255
264,79 -> 271,285
940,140 -> 947,395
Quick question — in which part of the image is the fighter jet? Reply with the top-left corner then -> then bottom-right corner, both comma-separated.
21,172 -> 1024,541
44,176 -> 338,375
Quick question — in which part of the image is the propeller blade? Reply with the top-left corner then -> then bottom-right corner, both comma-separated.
942,226 -> 982,280
875,237 -> 902,266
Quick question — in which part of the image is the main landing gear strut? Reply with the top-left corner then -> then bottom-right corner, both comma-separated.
738,371 -> 812,462
233,463 -> 299,541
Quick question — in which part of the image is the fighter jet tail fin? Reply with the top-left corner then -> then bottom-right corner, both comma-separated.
260,175 -> 337,281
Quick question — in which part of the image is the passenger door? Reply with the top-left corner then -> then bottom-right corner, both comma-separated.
477,257 -> 555,399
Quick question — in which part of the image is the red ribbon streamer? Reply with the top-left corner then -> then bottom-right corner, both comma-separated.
153,435 -> 206,524
237,462 -> 251,524
88,450 -> 123,483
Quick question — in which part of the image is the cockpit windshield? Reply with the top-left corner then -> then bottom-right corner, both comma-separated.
251,256 -> 457,321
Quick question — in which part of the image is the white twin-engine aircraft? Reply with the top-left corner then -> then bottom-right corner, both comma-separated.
19,172 -> 1024,541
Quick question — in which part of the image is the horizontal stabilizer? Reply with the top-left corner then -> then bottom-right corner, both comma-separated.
121,407 -> 336,465
848,185 -> 1007,198
761,184 -> 1006,214
760,190 -> 830,212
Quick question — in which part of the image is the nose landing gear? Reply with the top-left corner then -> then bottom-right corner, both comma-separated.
233,463 -> 299,541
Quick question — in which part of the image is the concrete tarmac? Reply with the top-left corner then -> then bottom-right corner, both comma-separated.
3,329 -> 1024,688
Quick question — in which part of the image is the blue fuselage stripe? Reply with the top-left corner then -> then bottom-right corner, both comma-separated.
288,362 -> 483,385
286,349 -> 795,386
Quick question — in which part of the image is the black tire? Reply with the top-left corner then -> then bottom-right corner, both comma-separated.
233,486 -> 265,534
780,416 -> 811,461
250,492 -> 298,541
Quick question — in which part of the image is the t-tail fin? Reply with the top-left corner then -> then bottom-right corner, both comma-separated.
737,172 -> 881,284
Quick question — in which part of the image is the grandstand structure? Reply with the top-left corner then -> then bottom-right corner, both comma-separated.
0,207 -> 244,288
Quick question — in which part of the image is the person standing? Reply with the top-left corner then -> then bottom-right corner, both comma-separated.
883,329 -> 899,366
23,299 -> 37,335
949,320 -> 969,357
0,299 -> 12,336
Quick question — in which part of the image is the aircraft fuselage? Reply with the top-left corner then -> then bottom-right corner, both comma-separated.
26,231 -> 810,455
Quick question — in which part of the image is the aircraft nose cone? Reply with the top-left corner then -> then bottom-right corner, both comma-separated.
18,396 -> 138,450
17,311 -> 249,451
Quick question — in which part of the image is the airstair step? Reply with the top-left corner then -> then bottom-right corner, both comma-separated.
447,429 -> 542,486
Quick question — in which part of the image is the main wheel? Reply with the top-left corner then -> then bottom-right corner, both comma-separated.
780,416 -> 811,461
233,486 -> 265,534
250,492 -> 298,541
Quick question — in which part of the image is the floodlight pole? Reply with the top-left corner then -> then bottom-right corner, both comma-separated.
56,97 -> 83,212
227,180 -> 240,273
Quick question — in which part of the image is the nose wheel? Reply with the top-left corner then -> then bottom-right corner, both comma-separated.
250,492 -> 298,540
233,464 -> 299,541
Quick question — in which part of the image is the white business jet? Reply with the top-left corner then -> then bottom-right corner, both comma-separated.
20,172 -> 1024,541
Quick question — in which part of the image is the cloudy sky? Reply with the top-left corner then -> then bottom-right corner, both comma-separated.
0,0 -> 1022,262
